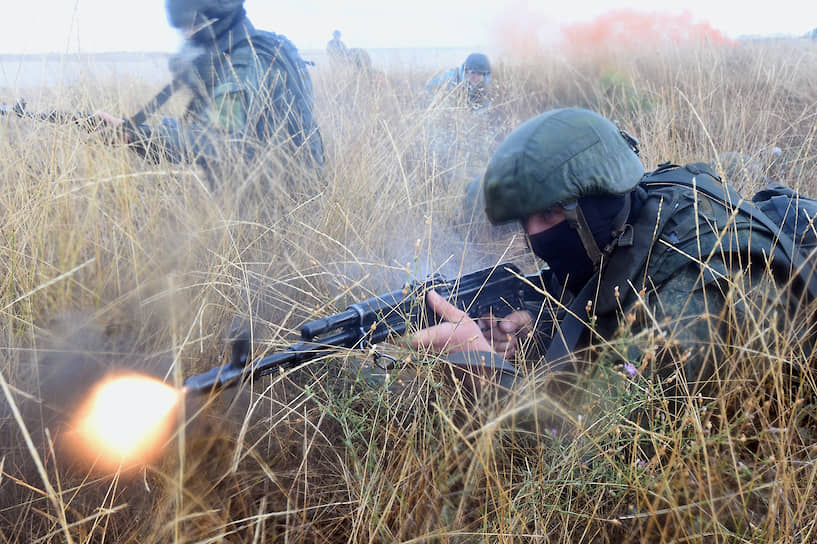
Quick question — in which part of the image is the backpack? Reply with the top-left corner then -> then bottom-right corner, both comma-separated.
751,184 -> 817,259
239,30 -> 325,166
641,162 -> 817,298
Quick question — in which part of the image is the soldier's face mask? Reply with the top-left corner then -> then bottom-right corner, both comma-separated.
527,221 -> 594,293
526,194 -> 627,293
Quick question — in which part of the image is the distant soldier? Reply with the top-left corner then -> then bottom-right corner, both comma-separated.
425,52 -> 492,111
326,29 -> 350,64
424,52 -> 502,193
346,48 -> 390,89
94,0 -> 324,187
348,48 -> 372,72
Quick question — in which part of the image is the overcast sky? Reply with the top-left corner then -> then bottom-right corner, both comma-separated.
2,0 -> 817,55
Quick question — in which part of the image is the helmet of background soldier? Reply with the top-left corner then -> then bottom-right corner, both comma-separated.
463,53 -> 491,75
483,108 -> 643,225
166,0 -> 245,31
166,0 -> 246,79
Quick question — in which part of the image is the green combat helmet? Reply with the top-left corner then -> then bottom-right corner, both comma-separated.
166,0 -> 245,31
463,53 -> 491,75
484,108 -> 643,224
483,108 -> 643,266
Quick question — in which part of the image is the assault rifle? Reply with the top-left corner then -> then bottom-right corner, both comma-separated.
0,99 -> 105,132
184,263 -> 547,394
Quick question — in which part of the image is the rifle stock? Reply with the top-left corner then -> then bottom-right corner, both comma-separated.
184,263 -> 546,394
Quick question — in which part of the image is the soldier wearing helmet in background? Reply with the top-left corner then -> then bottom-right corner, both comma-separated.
94,0 -> 324,187
424,52 -> 504,213
412,107 -> 814,404
426,52 -> 492,111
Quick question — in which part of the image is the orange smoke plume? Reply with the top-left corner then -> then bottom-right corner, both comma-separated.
561,10 -> 735,55
490,7 -> 734,59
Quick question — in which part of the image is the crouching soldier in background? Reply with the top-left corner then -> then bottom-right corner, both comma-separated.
95,0 -> 324,189
412,107 -> 817,413
424,53 -> 504,193
425,52 -> 493,112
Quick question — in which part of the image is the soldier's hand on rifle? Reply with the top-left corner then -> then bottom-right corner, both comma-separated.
478,310 -> 533,358
90,111 -> 132,143
411,290 -> 493,354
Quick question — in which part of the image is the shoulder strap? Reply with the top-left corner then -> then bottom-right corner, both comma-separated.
125,80 -> 179,128
542,272 -> 600,375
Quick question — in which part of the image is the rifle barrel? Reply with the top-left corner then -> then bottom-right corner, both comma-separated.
0,102 -> 101,131
184,329 -> 363,393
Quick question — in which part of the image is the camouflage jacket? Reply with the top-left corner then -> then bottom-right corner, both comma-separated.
130,16 -> 324,178
553,163 -> 814,393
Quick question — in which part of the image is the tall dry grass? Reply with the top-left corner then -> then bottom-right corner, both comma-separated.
1,38 -> 817,542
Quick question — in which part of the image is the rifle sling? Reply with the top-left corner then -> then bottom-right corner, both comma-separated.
124,80 -> 179,129
542,271 -> 600,375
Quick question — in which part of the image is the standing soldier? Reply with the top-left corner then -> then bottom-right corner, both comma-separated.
95,0 -> 324,187
326,29 -> 350,65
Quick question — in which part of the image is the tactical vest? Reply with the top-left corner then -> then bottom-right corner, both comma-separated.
544,161 -> 817,371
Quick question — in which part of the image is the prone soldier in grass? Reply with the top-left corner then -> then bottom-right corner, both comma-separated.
425,52 -> 492,112
413,107 -> 817,402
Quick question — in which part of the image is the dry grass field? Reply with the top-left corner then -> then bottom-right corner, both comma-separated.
1,38 -> 817,542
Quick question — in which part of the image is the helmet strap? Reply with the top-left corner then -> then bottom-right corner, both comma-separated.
564,192 -> 633,268
604,192 -> 632,253
563,204 -> 603,267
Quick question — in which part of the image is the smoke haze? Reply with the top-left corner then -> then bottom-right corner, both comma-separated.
491,7 -> 735,58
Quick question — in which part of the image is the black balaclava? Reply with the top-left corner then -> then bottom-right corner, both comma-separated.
527,192 -> 641,293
